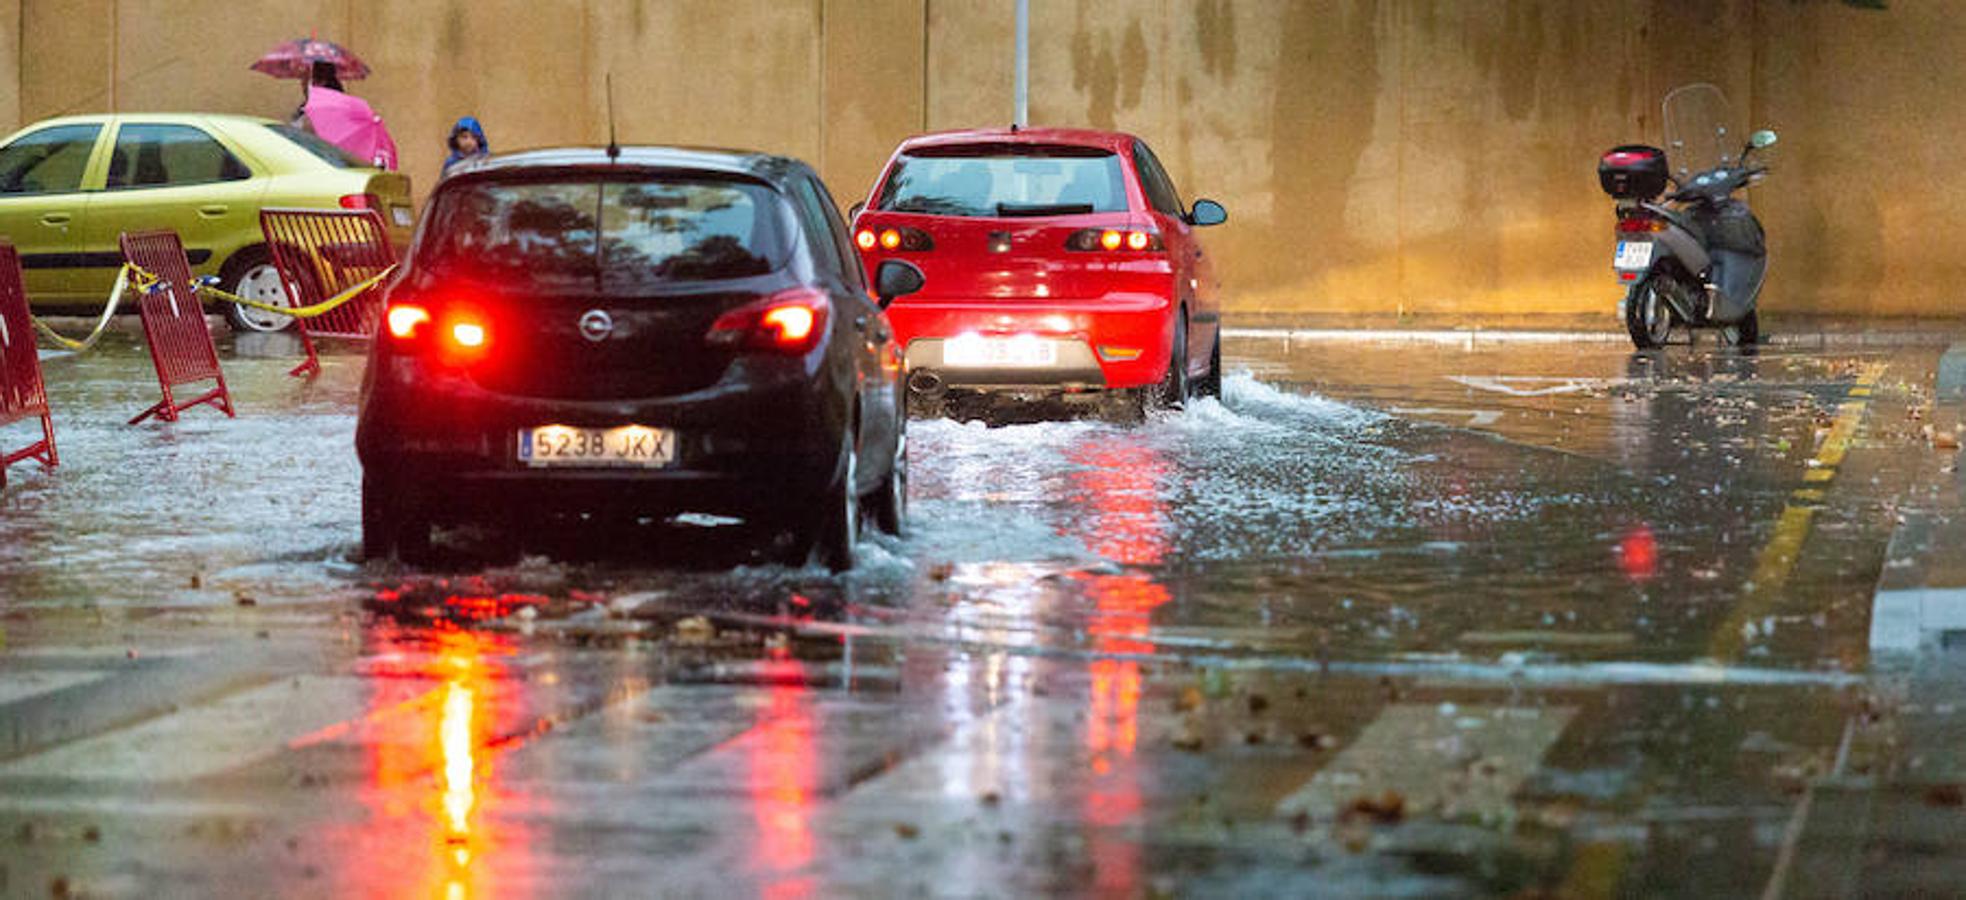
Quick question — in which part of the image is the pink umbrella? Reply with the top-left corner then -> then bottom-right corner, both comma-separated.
303,87 -> 398,170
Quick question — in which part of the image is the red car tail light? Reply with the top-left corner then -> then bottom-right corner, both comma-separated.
386,303 -> 431,339
859,226 -> 934,253
1066,228 -> 1164,253
340,193 -> 381,210
706,288 -> 832,354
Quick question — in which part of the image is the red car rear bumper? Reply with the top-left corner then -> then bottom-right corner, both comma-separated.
886,290 -> 1176,391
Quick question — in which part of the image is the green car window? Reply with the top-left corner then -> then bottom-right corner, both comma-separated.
106,124 -> 251,190
264,124 -> 363,169
0,124 -> 101,195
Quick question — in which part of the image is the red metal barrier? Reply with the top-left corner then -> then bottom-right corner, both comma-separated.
0,242 -> 56,487
260,209 -> 397,377
121,231 -> 235,425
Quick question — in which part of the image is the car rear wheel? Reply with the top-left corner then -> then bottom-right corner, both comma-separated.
1142,315 -> 1190,414
1195,331 -> 1222,399
220,246 -> 297,334
362,472 -> 430,564
869,430 -> 907,538
808,431 -> 859,572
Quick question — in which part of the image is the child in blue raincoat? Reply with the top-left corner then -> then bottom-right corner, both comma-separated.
443,117 -> 490,173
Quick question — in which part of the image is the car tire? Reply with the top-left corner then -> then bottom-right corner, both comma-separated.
869,428 -> 907,538
362,471 -> 430,564
219,245 -> 297,334
1142,314 -> 1190,414
808,431 -> 859,572
1195,331 -> 1222,399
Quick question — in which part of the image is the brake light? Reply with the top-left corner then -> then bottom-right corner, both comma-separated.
859,226 -> 933,253
706,289 -> 831,354
340,193 -> 380,210
386,304 -> 430,339
451,321 -> 486,348
1066,228 -> 1164,252
1616,216 -> 1669,234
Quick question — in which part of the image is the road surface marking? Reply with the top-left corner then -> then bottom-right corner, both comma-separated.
0,670 -> 110,707
1390,406 -> 1505,427
1710,362 -> 1886,662
1276,704 -> 1575,821
1446,375 -> 1624,397
0,676 -> 369,781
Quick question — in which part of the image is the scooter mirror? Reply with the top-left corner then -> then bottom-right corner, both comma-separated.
1749,130 -> 1778,150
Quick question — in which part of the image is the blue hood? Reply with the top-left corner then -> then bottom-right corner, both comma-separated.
443,116 -> 489,171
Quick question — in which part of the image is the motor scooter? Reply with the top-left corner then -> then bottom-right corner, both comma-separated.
1599,84 -> 1778,349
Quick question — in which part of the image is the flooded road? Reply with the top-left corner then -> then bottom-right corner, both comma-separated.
0,323 -> 1959,897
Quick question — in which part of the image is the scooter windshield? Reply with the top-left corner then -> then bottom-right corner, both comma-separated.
1662,83 -> 1742,182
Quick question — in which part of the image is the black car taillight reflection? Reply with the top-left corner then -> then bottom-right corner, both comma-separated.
705,288 -> 831,354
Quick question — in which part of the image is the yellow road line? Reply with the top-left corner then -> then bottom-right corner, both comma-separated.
1709,362 -> 1886,662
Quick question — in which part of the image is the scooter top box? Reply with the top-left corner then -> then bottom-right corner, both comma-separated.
1599,145 -> 1667,200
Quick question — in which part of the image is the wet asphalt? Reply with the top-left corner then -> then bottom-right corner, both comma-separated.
0,322 -> 1960,898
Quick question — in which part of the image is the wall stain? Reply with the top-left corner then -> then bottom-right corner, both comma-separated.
1267,0 -> 1381,270
1194,0 -> 1237,79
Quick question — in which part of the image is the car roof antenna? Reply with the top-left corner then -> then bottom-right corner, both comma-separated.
605,73 -> 621,162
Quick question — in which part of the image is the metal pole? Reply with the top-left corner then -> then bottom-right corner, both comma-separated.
1014,0 -> 1028,127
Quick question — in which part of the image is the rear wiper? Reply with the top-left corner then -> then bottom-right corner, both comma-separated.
995,202 -> 1094,217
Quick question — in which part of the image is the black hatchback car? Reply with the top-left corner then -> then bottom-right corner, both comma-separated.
356,147 -> 923,570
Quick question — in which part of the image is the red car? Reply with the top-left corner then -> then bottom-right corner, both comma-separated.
850,128 -> 1226,417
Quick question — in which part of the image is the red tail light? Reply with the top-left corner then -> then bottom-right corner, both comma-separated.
385,300 -> 489,360
340,193 -> 381,210
1066,228 -> 1164,252
1616,216 -> 1669,234
857,226 -> 933,253
706,288 -> 831,354
386,303 -> 430,339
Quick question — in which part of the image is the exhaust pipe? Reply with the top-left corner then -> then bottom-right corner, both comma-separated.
908,368 -> 947,399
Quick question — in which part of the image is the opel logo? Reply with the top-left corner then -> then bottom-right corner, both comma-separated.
578,309 -> 614,343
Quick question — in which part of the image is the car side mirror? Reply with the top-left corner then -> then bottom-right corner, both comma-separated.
874,259 -> 924,309
1188,198 -> 1227,227
847,200 -> 866,220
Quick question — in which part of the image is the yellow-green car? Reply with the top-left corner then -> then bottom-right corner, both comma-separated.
0,112 -> 413,331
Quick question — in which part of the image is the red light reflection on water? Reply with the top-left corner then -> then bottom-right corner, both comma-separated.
747,659 -> 819,899
1619,523 -> 1660,582
1067,443 -> 1171,895
329,627 -> 530,900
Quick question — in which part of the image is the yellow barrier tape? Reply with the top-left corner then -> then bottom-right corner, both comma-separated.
124,262 -> 396,320
29,264 -> 159,353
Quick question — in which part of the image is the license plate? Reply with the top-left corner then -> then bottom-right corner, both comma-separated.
943,334 -> 1058,368
1614,241 -> 1654,270
517,425 -> 675,468
391,206 -> 413,227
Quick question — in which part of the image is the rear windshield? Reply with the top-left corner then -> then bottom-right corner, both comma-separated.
421,177 -> 789,290
876,144 -> 1128,217
265,124 -> 364,168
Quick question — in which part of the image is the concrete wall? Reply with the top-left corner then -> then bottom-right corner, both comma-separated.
1,1 -> 1957,318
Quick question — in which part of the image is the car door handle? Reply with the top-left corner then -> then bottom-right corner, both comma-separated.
39,212 -> 70,226
196,204 -> 229,218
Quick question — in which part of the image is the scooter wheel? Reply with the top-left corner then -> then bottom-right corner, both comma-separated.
1625,276 -> 1675,349
1723,310 -> 1759,348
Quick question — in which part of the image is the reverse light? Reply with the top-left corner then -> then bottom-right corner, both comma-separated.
1067,228 -> 1164,253
706,289 -> 832,354
386,304 -> 431,339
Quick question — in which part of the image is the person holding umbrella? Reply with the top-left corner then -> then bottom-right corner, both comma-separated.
251,36 -> 397,170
